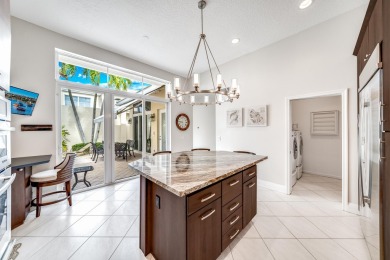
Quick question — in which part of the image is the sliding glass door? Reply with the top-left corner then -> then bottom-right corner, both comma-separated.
60,87 -> 105,191
56,49 -> 170,189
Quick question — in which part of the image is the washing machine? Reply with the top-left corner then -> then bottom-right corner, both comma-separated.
296,131 -> 303,179
290,132 -> 298,186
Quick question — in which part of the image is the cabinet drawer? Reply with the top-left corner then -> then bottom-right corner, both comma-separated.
222,217 -> 242,251
243,166 -> 257,183
222,206 -> 242,235
243,177 -> 257,227
222,194 -> 242,221
187,182 -> 221,216
187,198 -> 222,260
222,172 -> 242,205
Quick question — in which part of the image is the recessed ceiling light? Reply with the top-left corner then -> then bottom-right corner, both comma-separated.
299,0 -> 313,9
232,38 -> 240,44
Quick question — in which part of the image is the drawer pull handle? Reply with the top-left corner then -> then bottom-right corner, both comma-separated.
229,180 -> 240,186
200,209 -> 216,221
200,193 -> 216,203
229,229 -> 240,240
229,202 -> 240,211
248,183 -> 256,188
230,215 -> 240,225
248,172 -> 255,177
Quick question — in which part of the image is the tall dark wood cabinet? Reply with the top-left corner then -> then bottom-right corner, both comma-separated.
354,0 -> 388,258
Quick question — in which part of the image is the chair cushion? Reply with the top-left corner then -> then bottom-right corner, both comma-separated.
30,169 -> 60,183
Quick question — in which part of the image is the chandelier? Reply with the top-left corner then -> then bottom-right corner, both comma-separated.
167,0 -> 240,105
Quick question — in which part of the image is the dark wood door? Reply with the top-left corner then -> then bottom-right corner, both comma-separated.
358,29 -> 370,76
187,198 -> 221,260
242,177 -> 257,227
383,0 -> 390,132
11,167 -> 25,229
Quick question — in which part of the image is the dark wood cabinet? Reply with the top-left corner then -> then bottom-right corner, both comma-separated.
354,1 -> 389,258
355,0 -> 383,77
187,198 -> 222,260
11,166 -> 32,229
140,164 -> 259,260
243,176 -> 257,227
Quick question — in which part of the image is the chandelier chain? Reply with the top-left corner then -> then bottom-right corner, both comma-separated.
183,37 -> 202,91
203,40 -> 215,90
204,39 -> 228,89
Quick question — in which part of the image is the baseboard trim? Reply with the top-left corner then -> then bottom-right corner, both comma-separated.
345,203 -> 360,215
303,170 -> 342,180
258,179 -> 287,194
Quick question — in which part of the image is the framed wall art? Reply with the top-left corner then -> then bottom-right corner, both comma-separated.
226,109 -> 243,127
246,105 -> 267,127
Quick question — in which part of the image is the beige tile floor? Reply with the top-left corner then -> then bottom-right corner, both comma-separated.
11,173 -> 378,260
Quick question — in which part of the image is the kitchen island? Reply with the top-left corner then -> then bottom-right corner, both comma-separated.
129,151 -> 267,260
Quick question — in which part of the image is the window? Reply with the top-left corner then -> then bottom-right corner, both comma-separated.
57,54 -> 160,94
64,94 -> 92,107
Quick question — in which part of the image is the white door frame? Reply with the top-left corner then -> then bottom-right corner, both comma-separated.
285,89 -> 349,210
159,109 -> 166,151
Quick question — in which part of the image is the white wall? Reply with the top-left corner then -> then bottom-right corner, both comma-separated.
195,7 -> 365,204
193,105 -> 216,150
292,96 -> 342,179
10,17 -> 193,173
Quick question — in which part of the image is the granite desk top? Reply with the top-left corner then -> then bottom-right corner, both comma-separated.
11,154 -> 52,168
128,151 -> 268,197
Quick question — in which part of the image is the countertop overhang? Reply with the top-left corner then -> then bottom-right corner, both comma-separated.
11,154 -> 52,168
129,151 -> 267,197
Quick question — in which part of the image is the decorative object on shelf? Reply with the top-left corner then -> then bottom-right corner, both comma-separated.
227,109 -> 243,127
21,124 -> 53,131
311,110 -> 339,135
246,106 -> 268,127
166,0 -> 240,106
176,113 -> 190,131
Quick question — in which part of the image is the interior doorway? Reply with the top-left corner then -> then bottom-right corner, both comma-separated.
285,89 -> 349,210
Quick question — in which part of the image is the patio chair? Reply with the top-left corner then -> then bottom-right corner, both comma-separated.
92,142 -> 104,163
31,153 -> 76,217
126,140 -> 135,157
115,142 -> 128,161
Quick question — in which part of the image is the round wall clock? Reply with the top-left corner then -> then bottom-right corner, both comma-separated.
176,113 -> 190,131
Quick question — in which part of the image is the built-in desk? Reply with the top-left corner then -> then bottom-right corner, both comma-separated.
11,155 -> 52,229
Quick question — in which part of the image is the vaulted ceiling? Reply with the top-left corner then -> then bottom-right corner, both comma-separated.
11,0 -> 368,76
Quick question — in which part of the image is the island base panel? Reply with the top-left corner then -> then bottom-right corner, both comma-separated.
140,176 -> 187,260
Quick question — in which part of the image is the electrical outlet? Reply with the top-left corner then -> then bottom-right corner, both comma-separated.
156,195 -> 160,209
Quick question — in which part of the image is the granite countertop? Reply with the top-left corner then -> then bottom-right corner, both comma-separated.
128,151 -> 268,197
11,154 -> 52,168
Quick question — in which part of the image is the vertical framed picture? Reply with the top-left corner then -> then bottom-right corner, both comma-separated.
226,109 -> 243,127
246,105 -> 267,127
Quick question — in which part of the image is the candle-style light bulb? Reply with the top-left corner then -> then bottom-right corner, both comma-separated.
217,74 -> 222,88
174,78 -> 181,90
204,96 -> 209,103
167,83 -> 172,98
231,79 -> 237,91
194,74 -> 199,86
190,96 -> 195,103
